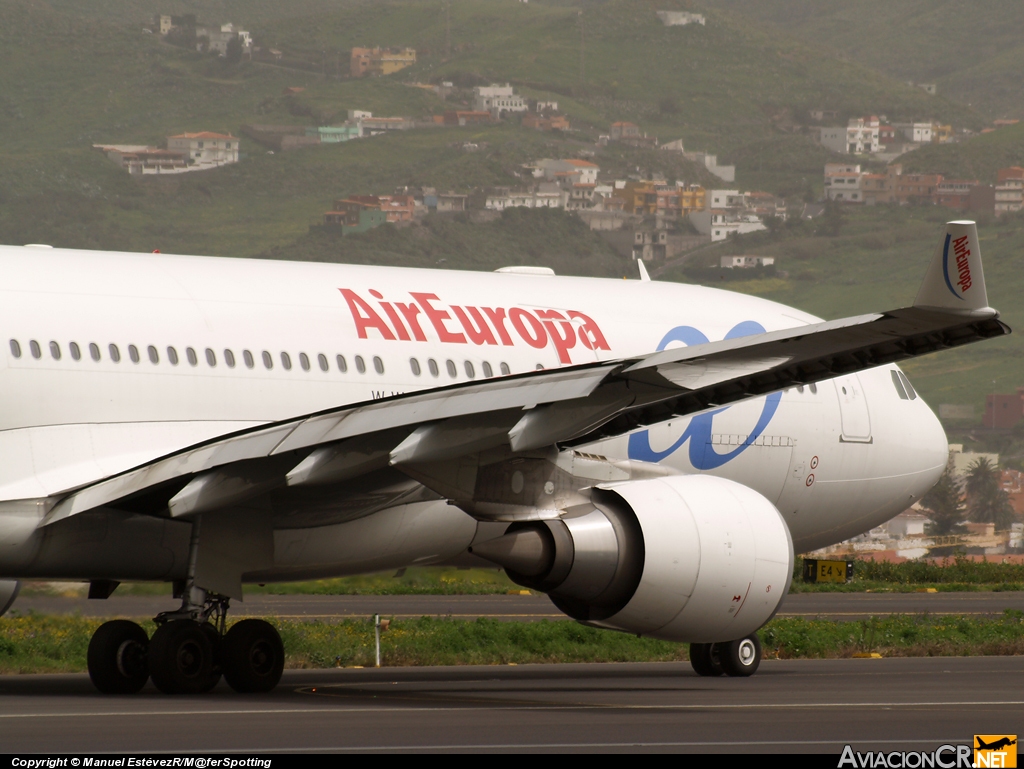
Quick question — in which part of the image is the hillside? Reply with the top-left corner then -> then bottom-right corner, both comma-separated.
899,122 -> 1024,183
661,206 -> 1024,415
1,1 -> 1019,414
701,0 -> 1024,120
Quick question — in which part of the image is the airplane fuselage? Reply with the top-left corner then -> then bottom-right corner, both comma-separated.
0,246 -> 949,582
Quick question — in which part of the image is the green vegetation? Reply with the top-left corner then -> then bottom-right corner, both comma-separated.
266,208 -> 628,277
3,612 -> 1024,674
19,568 -> 523,598
791,556 -> 1024,593
901,122 -> 1024,181
702,0 -> 1024,120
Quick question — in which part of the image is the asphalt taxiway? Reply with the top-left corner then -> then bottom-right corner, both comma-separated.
1,657 -> 1021,753
12,590 -> 1024,622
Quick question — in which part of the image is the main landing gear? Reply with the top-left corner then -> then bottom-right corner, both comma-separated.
87,593 -> 284,695
689,633 -> 762,677
87,517 -> 284,695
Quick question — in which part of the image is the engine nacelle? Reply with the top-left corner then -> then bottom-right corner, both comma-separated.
469,475 -> 793,643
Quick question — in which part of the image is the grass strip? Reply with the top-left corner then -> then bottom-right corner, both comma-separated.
2,612 -> 1024,675
29,556 -> 1024,599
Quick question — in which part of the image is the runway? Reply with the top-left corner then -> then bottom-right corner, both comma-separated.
12,590 -> 1024,622
1,657 -> 1021,753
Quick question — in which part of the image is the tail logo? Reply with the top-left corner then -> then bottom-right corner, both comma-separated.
942,233 -> 973,300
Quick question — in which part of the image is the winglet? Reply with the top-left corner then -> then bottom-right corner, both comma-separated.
914,221 -> 992,315
637,259 -> 651,282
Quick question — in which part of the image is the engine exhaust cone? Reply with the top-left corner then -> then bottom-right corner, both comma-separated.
469,528 -> 553,577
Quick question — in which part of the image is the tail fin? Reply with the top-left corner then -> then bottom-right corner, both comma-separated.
914,220 -> 992,315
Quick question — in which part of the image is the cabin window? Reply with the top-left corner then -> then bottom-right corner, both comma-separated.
243,350 -> 254,369
299,352 -> 310,372
336,354 -> 347,373
809,382 -> 818,394
464,361 -> 475,379
500,362 -> 511,376
482,361 -> 493,378
90,343 -> 101,362
410,358 -> 421,376
70,342 -> 81,361
318,353 -> 328,372
891,370 -> 909,400
428,359 -> 439,377
262,351 -> 273,370
30,340 -> 41,359
128,345 -> 140,364
224,349 -> 236,368
206,349 -> 216,367
446,359 -> 457,378
355,355 -> 366,374
373,356 -> 384,375
49,342 -> 61,360
280,352 -> 291,370
535,364 -> 544,371
9,340 -> 21,359
109,344 -> 121,363
167,347 -> 179,365
898,371 -> 918,400
148,345 -> 159,364
186,347 -> 198,366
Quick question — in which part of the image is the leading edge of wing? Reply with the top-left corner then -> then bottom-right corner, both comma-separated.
42,221 -> 1010,524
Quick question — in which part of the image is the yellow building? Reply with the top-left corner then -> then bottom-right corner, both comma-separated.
614,182 -> 658,215
932,124 -> 953,143
350,47 -> 416,77
614,182 -> 705,216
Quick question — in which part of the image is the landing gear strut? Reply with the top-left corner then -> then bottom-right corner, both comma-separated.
689,633 -> 762,677
86,517 -> 284,695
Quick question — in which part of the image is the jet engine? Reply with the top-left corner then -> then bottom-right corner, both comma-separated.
470,475 -> 793,642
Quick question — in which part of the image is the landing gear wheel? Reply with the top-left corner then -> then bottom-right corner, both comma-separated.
719,634 -> 762,677
148,620 -> 217,694
198,622 -> 223,692
689,642 -> 724,677
222,619 -> 284,693
88,620 -> 150,694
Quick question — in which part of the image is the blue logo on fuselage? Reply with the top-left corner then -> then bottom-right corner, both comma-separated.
627,321 -> 782,469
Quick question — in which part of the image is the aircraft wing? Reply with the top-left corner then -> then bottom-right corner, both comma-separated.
42,221 -> 1009,526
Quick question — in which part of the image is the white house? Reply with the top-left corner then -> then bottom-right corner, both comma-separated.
824,163 -> 864,202
197,23 -> 251,56
707,190 -> 747,210
536,158 -> 600,186
485,184 -> 566,210
720,256 -> 775,269
655,11 -> 706,26
689,210 -> 767,242
894,122 -> 933,143
820,118 -> 879,154
473,84 -> 527,117
166,132 -> 240,167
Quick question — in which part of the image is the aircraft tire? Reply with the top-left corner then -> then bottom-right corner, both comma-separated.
222,619 -> 284,694
688,642 -> 724,677
87,620 -> 150,694
149,620 -> 216,695
719,634 -> 762,677
198,622 -> 223,692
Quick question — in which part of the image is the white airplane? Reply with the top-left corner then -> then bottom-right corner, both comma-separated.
0,221 -> 1006,694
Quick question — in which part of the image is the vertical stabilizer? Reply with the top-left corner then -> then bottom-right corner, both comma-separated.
914,221 -> 991,314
